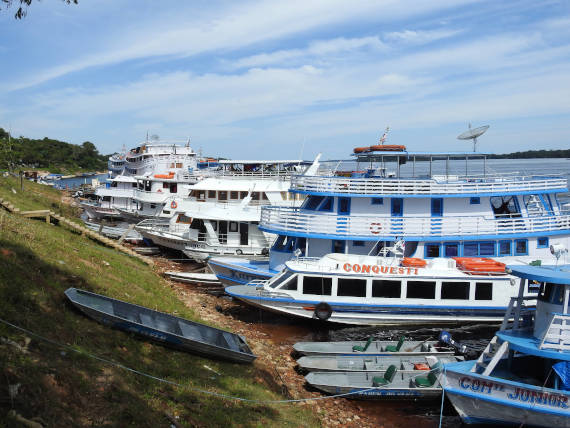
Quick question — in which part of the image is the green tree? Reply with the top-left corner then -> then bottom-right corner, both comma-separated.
1,0 -> 77,19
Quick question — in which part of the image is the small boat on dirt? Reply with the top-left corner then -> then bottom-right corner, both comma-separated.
65,288 -> 256,363
165,271 -> 221,285
293,336 -> 454,357
297,354 -> 462,372
305,365 -> 442,399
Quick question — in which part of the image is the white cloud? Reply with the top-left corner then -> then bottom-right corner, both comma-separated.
384,28 -> 462,45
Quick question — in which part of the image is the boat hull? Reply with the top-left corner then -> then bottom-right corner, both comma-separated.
208,257 -> 274,286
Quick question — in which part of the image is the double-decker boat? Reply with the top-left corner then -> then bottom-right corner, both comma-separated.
441,262 -> 570,426
210,144 -> 570,286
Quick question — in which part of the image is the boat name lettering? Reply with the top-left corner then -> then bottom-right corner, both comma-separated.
459,377 -> 568,408
342,263 -> 418,276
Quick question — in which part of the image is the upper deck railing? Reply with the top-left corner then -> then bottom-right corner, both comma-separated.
539,313 -> 570,352
260,206 -> 570,239
290,173 -> 568,197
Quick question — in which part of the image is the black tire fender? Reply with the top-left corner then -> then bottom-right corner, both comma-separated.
314,302 -> 333,321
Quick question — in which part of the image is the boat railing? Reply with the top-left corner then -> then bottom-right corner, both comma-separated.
290,174 -> 567,196
500,295 -> 537,332
539,312 -> 570,352
136,219 -> 174,232
260,207 -> 570,238
248,279 -> 268,288
193,232 -> 269,249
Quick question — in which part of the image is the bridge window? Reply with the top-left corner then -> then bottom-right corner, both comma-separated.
372,280 -> 401,298
425,243 -> 441,258
218,191 -> 228,201
441,282 -> 470,300
303,276 -> 332,295
475,282 -> 493,300
514,239 -> 528,256
208,190 -> 216,198
229,222 -> 238,232
270,270 -> 295,289
470,197 -> 480,205
537,237 -> 549,248
304,196 -> 324,210
406,281 -> 436,299
318,197 -> 334,212
338,197 -> 351,214
371,198 -> 384,205
337,278 -> 366,297
464,241 -> 496,257
444,243 -> 459,257
499,240 -> 511,256
230,191 -> 239,199
353,241 -> 365,247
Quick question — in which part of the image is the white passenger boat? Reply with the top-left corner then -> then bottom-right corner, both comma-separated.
226,249 -> 538,325
211,135 -> 570,288
441,262 -> 570,427
136,160 -> 308,261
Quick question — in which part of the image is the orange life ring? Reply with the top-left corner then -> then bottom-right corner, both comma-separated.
402,257 -> 427,268
171,201 -> 178,209
370,223 -> 382,234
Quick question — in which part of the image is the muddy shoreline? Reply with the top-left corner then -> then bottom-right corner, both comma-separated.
152,256 -> 463,428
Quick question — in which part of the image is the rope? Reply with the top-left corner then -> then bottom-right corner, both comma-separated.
0,317 -> 382,404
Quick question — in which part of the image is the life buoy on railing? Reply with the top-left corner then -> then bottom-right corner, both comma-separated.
171,201 -> 178,209
370,222 -> 382,235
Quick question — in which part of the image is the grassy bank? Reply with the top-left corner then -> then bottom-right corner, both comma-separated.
0,179 -> 319,427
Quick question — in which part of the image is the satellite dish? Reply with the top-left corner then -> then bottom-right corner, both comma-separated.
457,123 -> 489,152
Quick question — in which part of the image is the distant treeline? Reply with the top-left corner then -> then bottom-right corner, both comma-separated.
0,128 -> 108,173
488,149 -> 570,159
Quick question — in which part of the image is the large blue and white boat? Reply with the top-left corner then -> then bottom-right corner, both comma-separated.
441,260 -> 570,426
211,142 -> 570,286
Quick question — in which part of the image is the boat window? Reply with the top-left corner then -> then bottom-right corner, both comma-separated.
444,243 -> 459,257
353,241 -> 365,247
251,192 -> 260,201
479,242 -> 495,256
150,203 -> 156,209
163,182 -> 169,189
514,239 -> 528,256
318,197 -> 334,212
102,196 -> 111,202
538,283 -> 564,304
464,241 -> 496,257
176,163 -> 182,168
338,197 -> 351,215
499,240 -> 511,256
262,192 -> 269,200
169,183 -> 177,193
218,191 -> 228,201
464,243 -> 478,256
470,197 -> 480,205
269,270 -> 295,288
190,218 -> 203,230
211,221 -> 217,231
144,181 -> 151,191
208,190 -> 216,198
372,280 -> 401,298
431,198 -> 443,217
537,237 -> 549,248
304,196 -> 324,210
406,281 -> 436,299
441,282 -> 470,300
371,197 -> 383,205
229,222 -> 238,232
490,196 -> 521,219
337,278 -> 366,297
240,191 -> 249,199
332,240 -> 345,254
281,191 -> 288,200
176,214 -> 192,224
271,235 -> 295,252
111,181 -> 118,188
132,182 -> 137,188
230,191 -> 239,199
475,282 -> 493,300
425,243 -> 440,258
302,276 -> 332,295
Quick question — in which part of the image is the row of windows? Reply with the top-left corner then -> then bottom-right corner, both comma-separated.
278,275 -> 494,301
423,238 -> 548,258
189,189 -> 269,201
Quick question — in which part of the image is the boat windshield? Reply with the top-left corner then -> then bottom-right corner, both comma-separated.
269,270 -> 295,289
538,282 -> 566,305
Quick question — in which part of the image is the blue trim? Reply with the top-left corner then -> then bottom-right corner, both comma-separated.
289,189 -> 568,198
258,226 -> 570,242
506,264 -> 570,285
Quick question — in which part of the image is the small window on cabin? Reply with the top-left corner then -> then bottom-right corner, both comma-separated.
318,197 -> 333,211
228,222 -> 238,232
176,214 -> 192,224
539,283 -> 564,304
132,182 -> 137,188
169,183 -> 177,193
208,190 -> 216,199
372,198 -> 384,205
338,197 -> 350,214
499,241 -> 511,256
475,282 -> 493,300
270,270 -> 294,288
111,181 -> 118,187
479,242 -> 495,256
302,276 -> 332,295
353,241 -> 365,247
197,191 -> 206,201
425,244 -> 440,258
150,203 -> 156,209
176,163 -> 182,168
240,191 -> 249,199
262,192 -> 269,200
251,192 -> 260,201
470,197 -> 480,205
441,282 -> 470,300
537,237 -> 549,248
464,243 -> 478,256
218,191 -> 228,201
515,239 -> 528,255
211,221 -> 217,231
444,244 -> 459,257
280,276 -> 298,291
289,193 -> 297,200
102,196 -> 111,202
337,278 -> 367,297
305,196 -> 324,210
406,281 -> 436,299
163,182 -> 169,189
145,181 -> 151,191
230,191 -> 239,199
372,280 -> 401,298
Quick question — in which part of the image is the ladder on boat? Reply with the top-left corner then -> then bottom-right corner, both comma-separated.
470,336 -> 509,375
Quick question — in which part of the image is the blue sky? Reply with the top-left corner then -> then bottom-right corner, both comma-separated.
1,0 -> 569,159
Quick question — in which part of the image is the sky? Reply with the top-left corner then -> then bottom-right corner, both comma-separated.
1,0 -> 570,159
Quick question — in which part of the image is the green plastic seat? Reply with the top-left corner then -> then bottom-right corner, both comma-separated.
415,371 -> 438,388
352,336 -> 374,352
372,365 -> 397,387
385,336 -> 405,352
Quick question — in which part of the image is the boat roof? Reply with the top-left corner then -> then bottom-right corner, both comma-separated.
353,151 -> 491,161
110,175 -> 137,183
218,159 -> 307,165
190,177 -> 290,191
506,264 -> 570,285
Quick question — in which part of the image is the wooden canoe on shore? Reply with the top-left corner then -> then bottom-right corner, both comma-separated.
65,288 -> 256,363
